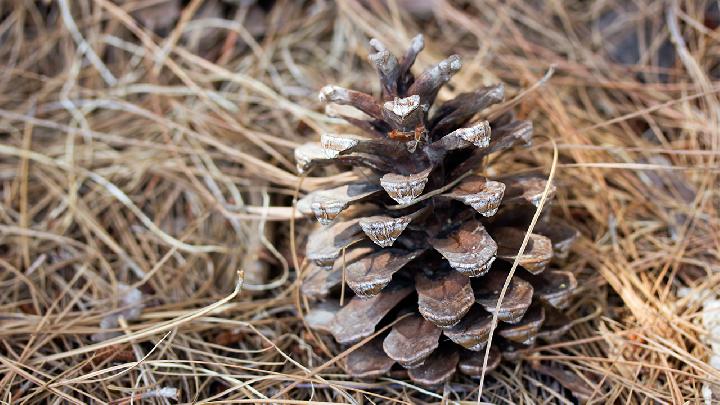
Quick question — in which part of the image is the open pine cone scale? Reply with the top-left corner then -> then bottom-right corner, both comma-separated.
296,35 -> 580,386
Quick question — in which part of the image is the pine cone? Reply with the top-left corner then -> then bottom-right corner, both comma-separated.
296,35 -> 580,386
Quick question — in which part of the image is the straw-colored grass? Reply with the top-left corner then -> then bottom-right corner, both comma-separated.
1,1 -> 718,403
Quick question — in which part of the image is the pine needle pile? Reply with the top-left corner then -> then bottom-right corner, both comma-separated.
0,1 -> 719,404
